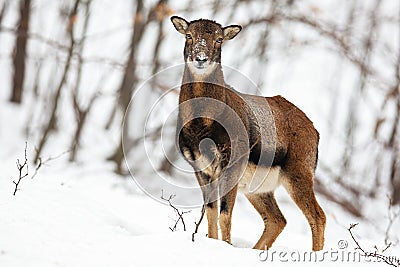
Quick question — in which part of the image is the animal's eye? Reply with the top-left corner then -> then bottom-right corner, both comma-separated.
216,37 -> 223,43
186,34 -> 192,39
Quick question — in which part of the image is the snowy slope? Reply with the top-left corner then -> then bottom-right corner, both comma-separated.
1,159 -> 397,267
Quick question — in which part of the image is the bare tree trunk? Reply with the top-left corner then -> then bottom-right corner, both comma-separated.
388,100 -> 399,203
390,16 -> 400,204
390,118 -> 400,204
107,0 -> 146,174
34,0 -> 81,163
118,0 -> 146,112
69,92 -> 98,161
10,0 -> 31,104
68,0 -> 93,162
327,0 -> 357,135
148,0 -> 178,174
339,0 -> 382,179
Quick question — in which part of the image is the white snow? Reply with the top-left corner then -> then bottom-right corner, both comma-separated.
0,152 -> 398,267
0,100 -> 394,267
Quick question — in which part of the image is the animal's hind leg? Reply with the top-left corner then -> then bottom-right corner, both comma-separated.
282,170 -> 326,251
246,192 -> 287,250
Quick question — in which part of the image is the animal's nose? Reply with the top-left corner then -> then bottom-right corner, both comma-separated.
195,52 -> 208,62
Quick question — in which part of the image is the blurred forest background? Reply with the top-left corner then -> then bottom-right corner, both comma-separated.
0,0 -> 399,225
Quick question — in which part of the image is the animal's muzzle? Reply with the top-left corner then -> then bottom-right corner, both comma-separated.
195,52 -> 208,63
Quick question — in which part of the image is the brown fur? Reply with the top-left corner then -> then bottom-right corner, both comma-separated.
171,16 -> 326,251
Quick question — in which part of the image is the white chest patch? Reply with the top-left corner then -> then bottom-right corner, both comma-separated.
184,148 -> 281,194
238,164 -> 281,194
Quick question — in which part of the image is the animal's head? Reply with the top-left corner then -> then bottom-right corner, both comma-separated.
171,16 -> 241,77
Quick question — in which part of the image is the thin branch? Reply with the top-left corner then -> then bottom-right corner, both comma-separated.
192,204 -> 206,242
161,190 -> 190,232
348,223 -> 400,267
32,149 -> 70,179
13,142 -> 29,195
244,12 -> 382,81
0,26 -> 70,51
0,24 -> 131,55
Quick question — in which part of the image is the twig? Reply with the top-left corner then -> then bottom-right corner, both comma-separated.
13,142 -> 29,195
192,204 -> 206,242
348,223 -> 400,267
161,190 -> 191,232
32,150 -> 70,179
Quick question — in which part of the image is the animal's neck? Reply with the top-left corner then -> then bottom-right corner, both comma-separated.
180,64 -> 227,103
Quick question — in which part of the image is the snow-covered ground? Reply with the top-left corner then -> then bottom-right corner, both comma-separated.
1,155 -> 397,267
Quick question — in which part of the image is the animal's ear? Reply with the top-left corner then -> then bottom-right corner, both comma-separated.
171,16 -> 189,34
223,25 -> 242,40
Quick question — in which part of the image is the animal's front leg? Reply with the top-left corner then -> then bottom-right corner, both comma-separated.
195,172 -> 219,239
205,200 -> 218,239
219,179 -> 238,244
